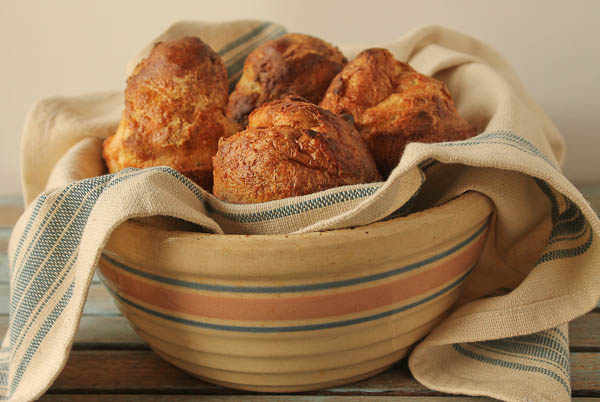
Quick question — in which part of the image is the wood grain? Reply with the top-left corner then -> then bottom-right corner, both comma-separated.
0,227 -> 11,253
37,398 -> 600,402
46,351 -> 599,395
572,353 -> 600,397
0,252 -> 7,283
49,350 -> 226,394
39,396 -> 505,402
571,312 -> 600,351
0,315 -> 144,350
38,396 -> 522,402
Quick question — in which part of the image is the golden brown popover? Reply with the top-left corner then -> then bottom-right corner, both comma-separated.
213,96 -> 381,203
102,36 -> 239,190
320,48 -> 476,176
226,33 -> 347,127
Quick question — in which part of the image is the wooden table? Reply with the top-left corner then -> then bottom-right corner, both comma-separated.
1,184 -> 599,402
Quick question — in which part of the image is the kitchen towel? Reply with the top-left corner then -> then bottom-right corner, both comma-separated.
2,20 -> 598,401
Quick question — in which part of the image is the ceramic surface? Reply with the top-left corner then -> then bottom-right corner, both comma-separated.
98,191 -> 494,392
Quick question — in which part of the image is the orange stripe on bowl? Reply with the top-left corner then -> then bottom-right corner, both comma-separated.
99,229 -> 486,322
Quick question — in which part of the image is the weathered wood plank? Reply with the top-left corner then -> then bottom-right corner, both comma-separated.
39,396 -> 503,402
0,252 -> 7,283
321,359 -> 443,396
79,282 -> 121,315
37,399 -> 600,402
72,314 -> 142,349
572,353 -> 600,397
0,227 -> 11,253
0,283 -> 120,316
46,351 -> 599,395
571,312 -> 600,351
0,315 -> 143,349
49,350 -> 227,394
572,399 -> 600,402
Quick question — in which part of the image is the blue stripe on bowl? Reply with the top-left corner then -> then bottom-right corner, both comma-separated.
99,265 -> 473,333
100,218 -> 489,294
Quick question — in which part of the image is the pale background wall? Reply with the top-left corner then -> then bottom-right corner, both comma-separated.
1,0 -> 598,196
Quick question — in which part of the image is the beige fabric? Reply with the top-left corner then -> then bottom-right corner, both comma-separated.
9,21 -> 600,401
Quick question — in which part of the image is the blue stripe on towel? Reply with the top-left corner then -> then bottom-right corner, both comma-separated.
452,343 -> 570,394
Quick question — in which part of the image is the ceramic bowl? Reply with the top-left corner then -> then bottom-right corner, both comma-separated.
97,191 -> 493,392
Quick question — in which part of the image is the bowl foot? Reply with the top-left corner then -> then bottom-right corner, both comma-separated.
180,361 -> 398,393
153,347 -> 408,393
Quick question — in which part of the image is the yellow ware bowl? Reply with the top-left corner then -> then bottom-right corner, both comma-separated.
98,191 -> 493,392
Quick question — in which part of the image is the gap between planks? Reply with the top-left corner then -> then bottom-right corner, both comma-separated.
42,350 -> 600,396
37,396 -> 600,402
41,396 -> 579,402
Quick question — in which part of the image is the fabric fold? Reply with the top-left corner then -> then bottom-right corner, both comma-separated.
1,20 -> 598,402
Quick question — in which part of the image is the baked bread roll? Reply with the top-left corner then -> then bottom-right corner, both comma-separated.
226,33 -> 347,127
102,36 -> 239,190
213,96 -> 381,203
320,48 -> 476,176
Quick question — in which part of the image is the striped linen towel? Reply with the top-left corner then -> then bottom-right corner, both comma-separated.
2,20 -> 599,402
